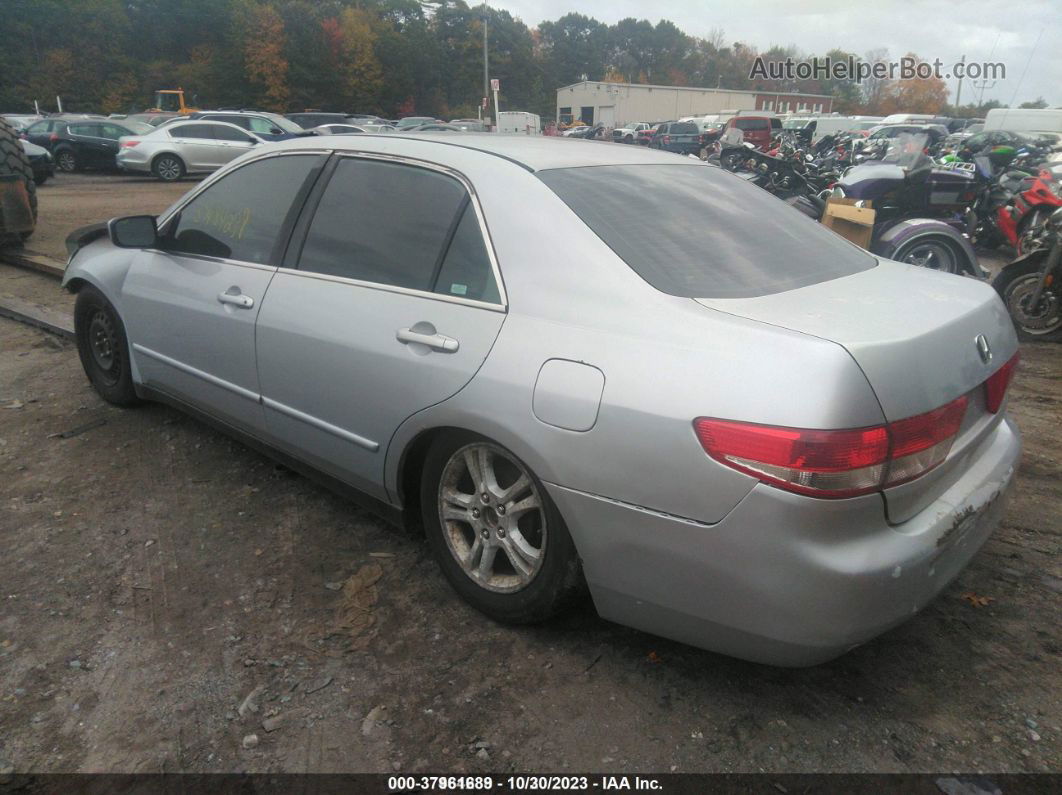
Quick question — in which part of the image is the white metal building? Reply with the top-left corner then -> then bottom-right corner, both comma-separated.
556,81 -> 834,127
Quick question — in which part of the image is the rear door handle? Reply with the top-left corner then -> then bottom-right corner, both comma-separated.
396,327 -> 459,353
217,289 -> 254,309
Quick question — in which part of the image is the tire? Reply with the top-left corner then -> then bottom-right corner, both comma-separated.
74,286 -> 141,406
0,116 -> 37,245
152,154 -> 185,182
55,149 -> 78,173
420,431 -> 584,624
893,235 -> 961,274
1016,209 -> 1049,256
624,134 -> 633,144
34,173 -> 48,186
993,259 -> 1062,342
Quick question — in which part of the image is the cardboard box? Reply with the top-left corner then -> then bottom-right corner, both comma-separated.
821,198 -> 875,250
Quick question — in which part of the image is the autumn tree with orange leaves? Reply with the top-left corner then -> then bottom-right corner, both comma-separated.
240,1 -> 290,111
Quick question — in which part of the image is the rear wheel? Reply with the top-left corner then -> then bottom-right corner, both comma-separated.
1016,209 -> 1049,255
152,154 -> 184,182
74,286 -> 141,406
55,149 -> 78,172
994,259 -> 1062,342
894,236 -> 961,274
421,432 -> 583,624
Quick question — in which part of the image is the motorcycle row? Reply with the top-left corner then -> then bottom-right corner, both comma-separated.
709,128 -> 1062,341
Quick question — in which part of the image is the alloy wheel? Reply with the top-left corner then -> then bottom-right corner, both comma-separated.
156,157 -> 181,181
56,152 -> 76,172
437,443 -> 547,593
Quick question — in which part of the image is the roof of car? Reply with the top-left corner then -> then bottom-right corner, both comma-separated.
267,132 -> 701,172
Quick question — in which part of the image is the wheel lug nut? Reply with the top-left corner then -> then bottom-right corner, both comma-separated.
471,508 -> 480,518
480,493 -> 490,503
497,528 -> 506,538
496,505 -> 506,515
481,528 -> 489,539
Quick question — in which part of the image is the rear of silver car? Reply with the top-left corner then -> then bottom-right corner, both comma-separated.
535,163 -> 1021,665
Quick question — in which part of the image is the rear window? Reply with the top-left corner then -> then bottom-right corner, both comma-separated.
537,164 -> 876,299
734,118 -> 768,131
671,122 -> 698,134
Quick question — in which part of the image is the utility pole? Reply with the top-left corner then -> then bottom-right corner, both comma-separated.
955,54 -> 965,109
482,1 -> 489,126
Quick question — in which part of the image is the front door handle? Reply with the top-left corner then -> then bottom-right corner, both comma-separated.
218,288 -> 254,309
396,327 -> 459,353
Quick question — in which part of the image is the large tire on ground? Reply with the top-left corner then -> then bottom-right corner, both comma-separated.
993,259 -> 1062,342
152,153 -> 185,182
0,116 -> 37,246
74,286 -> 141,406
421,431 -> 585,624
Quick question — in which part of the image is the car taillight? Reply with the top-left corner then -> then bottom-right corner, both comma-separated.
693,395 -> 969,499
663,135 -> 670,145
49,133 -> 59,142
984,353 -> 1019,413
121,140 -> 140,148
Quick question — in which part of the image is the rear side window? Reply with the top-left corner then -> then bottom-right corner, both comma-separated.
172,124 -> 215,140
165,154 -> 321,264
68,124 -> 97,136
212,125 -> 253,142
671,122 -> 697,134
538,164 -> 875,299
296,158 -> 501,303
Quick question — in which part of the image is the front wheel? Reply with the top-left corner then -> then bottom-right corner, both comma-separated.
893,236 -> 961,274
1016,209 -> 1049,255
421,433 -> 584,624
994,259 -> 1062,342
74,286 -> 141,406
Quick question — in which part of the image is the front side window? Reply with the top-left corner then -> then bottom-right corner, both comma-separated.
297,158 -> 500,302
247,117 -> 277,134
165,154 -> 321,264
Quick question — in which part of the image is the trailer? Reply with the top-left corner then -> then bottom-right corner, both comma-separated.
497,111 -> 541,135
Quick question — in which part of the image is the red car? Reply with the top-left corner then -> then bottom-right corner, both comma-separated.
722,115 -> 782,151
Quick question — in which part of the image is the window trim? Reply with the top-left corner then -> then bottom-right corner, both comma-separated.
278,151 -> 507,313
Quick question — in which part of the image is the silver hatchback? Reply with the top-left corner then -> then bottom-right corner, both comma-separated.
64,134 -> 1021,665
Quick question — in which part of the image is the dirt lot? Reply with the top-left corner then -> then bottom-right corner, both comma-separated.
0,175 -> 1059,776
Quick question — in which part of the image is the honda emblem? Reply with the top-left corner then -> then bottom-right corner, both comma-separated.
975,334 -> 992,365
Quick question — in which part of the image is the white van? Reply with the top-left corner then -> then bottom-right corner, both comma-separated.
984,108 -> 1062,137
496,111 -> 541,135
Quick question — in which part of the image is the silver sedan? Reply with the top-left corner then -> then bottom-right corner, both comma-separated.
116,120 -> 266,181
63,134 -> 1021,665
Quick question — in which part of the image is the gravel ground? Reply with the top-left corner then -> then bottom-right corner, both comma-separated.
0,262 -> 1059,775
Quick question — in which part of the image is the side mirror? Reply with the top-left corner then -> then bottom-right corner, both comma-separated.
270,127 -> 283,135
108,215 -> 158,248
247,137 -> 259,145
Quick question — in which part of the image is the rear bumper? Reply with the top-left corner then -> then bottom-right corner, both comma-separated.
547,416 -> 1020,666
116,150 -> 151,173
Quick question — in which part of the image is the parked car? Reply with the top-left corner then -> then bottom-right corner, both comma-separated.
405,123 -> 465,132
396,116 -> 437,130
648,120 -> 705,155
124,112 -> 180,127
186,110 -> 306,142
61,136 -> 1022,666
561,125 -> 590,137
115,120 -> 265,181
722,115 -> 782,150
348,114 -> 393,126
287,112 -> 350,129
35,119 -> 155,173
635,125 -> 656,145
866,124 -> 947,148
450,119 -> 490,132
3,114 -> 44,132
21,139 -> 54,184
612,122 -> 651,144
310,124 -> 368,135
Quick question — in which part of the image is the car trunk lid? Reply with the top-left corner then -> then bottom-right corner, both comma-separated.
695,260 -> 1019,521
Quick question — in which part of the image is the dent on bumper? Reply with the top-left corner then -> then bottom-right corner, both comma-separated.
547,417 -> 1020,666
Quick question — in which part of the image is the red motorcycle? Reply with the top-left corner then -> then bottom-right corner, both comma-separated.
997,166 -> 1062,253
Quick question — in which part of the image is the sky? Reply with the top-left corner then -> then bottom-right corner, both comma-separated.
489,0 -> 1062,107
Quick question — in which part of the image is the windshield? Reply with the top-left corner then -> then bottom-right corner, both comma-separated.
261,113 -> 302,134
538,164 -> 875,299
122,121 -> 154,134
783,119 -> 809,130
861,132 -> 931,169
